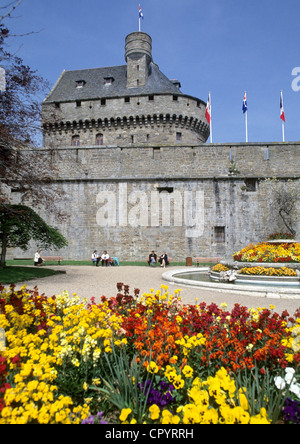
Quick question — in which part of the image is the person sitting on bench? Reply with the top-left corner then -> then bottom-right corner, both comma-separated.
101,251 -> 110,266
147,251 -> 157,266
34,250 -> 44,266
158,251 -> 169,268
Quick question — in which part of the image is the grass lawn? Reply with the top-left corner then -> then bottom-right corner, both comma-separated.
0,267 -> 65,285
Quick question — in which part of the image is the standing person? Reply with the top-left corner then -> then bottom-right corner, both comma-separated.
159,251 -> 169,268
34,250 -> 44,266
147,251 -> 157,266
101,250 -> 110,267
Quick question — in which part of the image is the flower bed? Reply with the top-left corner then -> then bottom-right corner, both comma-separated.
239,267 -> 298,277
233,242 -> 300,263
268,233 -> 295,241
0,283 -> 300,424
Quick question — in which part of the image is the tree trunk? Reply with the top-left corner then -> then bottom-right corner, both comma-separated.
0,231 -> 7,268
279,209 -> 296,238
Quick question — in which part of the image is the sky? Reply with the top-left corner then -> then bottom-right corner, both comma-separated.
3,0 -> 300,144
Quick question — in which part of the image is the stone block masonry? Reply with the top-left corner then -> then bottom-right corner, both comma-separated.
8,142 -> 300,262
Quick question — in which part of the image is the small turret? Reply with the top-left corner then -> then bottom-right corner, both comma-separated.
125,32 -> 152,88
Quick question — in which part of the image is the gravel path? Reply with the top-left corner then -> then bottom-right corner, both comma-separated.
15,265 -> 300,314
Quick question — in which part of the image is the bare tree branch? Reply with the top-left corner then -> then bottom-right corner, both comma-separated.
0,0 -> 23,21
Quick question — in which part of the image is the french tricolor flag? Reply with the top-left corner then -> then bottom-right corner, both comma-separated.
280,91 -> 285,122
139,5 -> 144,19
205,94 -> 211,125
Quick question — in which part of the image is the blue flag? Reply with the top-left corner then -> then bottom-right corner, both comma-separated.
242,92 -> 248,114
139,5 -> 144,19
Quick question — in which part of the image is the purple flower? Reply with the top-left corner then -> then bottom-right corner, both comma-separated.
138,379 -> 175,409
284,397 -> 300,424
97,411 -> 108,425
82,415 -> 95,425
81,412 -> 108,425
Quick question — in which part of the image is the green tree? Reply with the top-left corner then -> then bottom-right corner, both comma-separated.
0,204 -> 68,267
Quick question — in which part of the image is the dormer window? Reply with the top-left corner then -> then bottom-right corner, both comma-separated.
76,80 -> 86,88
104,77 -> 114,85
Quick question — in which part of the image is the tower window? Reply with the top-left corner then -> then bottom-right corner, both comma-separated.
244,179 -> 257,192
124,97 -> 130,103
96,133 -> 104,146
101,98 -> 106,106
214,226 -> 225,243
104,77 -> 114,85
148,95 -> 154,101
76,80 -> 86,88
173,95 -> 178,101
76,100 -> 81,108
72,135 -> 80,147
176,132 -> 182,142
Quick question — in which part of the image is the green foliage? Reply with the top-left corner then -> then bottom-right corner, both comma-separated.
91,345 -> 154,423
0,266 -> 63,284
0,204 -> 68,266
234,364 -> 291,423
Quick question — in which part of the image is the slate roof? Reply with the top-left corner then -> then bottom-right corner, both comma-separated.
43,63 -> 183,104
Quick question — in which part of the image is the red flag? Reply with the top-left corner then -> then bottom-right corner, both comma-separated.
280,91 -> 285,122
205,94 -> 211,124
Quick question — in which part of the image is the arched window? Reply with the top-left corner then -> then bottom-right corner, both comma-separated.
96,133 -> 104,146
72,135 -> 80,147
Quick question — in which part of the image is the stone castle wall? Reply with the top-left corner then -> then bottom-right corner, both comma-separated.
42,93 -> 208,148
8,142 -> 300,262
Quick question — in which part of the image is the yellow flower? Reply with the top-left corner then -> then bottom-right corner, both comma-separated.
147,361 -> 159,374
238,389 -> 249,411
119,408 -> 132,422
182,365 -> 194,378
149,404 -> 160,420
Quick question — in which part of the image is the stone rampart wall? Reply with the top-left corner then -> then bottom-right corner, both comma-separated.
7,142 -> 300,261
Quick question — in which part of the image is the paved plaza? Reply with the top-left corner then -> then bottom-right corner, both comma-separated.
14,265 -> 300,314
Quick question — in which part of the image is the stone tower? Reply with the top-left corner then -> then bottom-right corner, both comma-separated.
42,32 -> 209,148
125,32 -> 152,88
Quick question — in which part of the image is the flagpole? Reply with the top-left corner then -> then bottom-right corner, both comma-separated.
280,90 -> 286,142
244,91 -> 248,143
209,92 -> 212,144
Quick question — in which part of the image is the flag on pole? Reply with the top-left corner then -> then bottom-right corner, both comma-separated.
139,5 -> 144,20
242,91 -> 248,142
242,91 -> 248,114
280,91 -> 285,122
280,91 -> 285,142
205,92 -> 212,143
205,94 -> 211,124
139,4 -> 144,32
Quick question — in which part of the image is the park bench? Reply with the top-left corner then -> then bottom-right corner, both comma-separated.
42,256 -> 64,265
146,257 -> 173,265
193,257 -> 221,266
